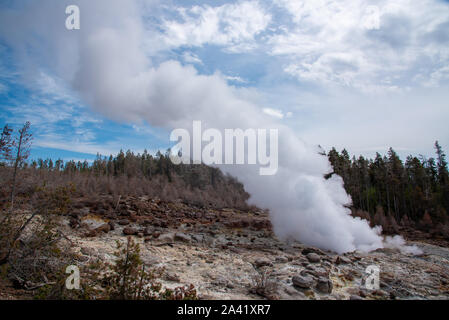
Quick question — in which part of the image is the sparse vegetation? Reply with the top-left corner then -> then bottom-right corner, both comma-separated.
251,269 -> 278,300
102,237 -> 197,300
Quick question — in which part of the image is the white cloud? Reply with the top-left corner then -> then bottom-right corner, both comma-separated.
270,0 -> 449,91
263,107 -> 284,119
182,51 -> 203,65
162,1 -> 271,51
224,75 -> 247,83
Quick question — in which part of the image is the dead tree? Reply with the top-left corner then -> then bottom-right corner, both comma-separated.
10,122 -> 33,210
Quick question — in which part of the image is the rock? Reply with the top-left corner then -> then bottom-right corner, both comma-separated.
143,227 -> 153,236
165,273 -> 180,282
372,289 -> 388,298
174,232 -> 191,243
141,219 -> 152,225
349,295 -> 364,300
85,229 -> 97,237
302,247 -> 325,256
192,234 -> 204,242
315,277 -> 333,294
76,255 -> 89,262
283,285 -> 307,299
95,223 -> 111,234
152,231 -> 161,239
306,253 -> 321,263
359,288 -> 368,298
292,275 -> 315,289
106,213 -> 117,220
158,232 -> 175,243
275,256 -> 288,263
80,247 -> 95,256
123,227 -> 138,235
144,236 -> 152,243
303,266 -> 329,278
118,219 -> 130,226
108,221 -> 115,231
254,258 -> 272,268
335,256 -> 351,265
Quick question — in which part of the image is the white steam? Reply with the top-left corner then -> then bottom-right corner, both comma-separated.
384,235 -> 423,255
0,0 -> 420,254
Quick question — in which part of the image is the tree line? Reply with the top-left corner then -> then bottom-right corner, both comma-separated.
2,122 -> 448,228
0,122 -> 249,210
327,142 -> 449,227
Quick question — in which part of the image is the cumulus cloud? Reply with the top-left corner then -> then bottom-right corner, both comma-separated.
263,107 -> 285,119
162,1 -> 271,51
270,0 -> 449,91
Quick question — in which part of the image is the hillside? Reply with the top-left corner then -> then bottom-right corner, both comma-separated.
1,194 -> 448,300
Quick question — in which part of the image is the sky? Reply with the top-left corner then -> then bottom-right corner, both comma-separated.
1,0 -> 449,162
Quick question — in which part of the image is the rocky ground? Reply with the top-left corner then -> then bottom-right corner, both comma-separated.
2,195 -> 449,300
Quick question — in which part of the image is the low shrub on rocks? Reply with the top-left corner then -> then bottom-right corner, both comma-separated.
250,269 -> 279,300
102,237 -> 198,300
0,185 -> 79,291
35,237 -> 198,300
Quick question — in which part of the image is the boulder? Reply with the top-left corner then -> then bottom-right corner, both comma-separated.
275,256 -> 288,263
302,266 -> 329,278
108,221 -> 115,231
254,258 -> 272,268
306,253 -> 321,263
174,232 -> 191,243
292,275 -> 315,289
191,234 -> 204,242
95,223 -> 111,234
158,232 -> 175,243
302,247 -> 321,255
118,219 -> 130,226
80,247 -> 95,256
315,277 -> 333,294
84,229 -> 97,238
123,227 -> 138,235
335,256 -> 351,265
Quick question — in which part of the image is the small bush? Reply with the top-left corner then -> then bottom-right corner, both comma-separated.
250,269 -> 278,300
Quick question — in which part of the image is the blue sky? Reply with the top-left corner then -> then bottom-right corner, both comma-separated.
1,0 -> 449,162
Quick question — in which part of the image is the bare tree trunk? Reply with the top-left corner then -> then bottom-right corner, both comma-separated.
10,129 -> 24,211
